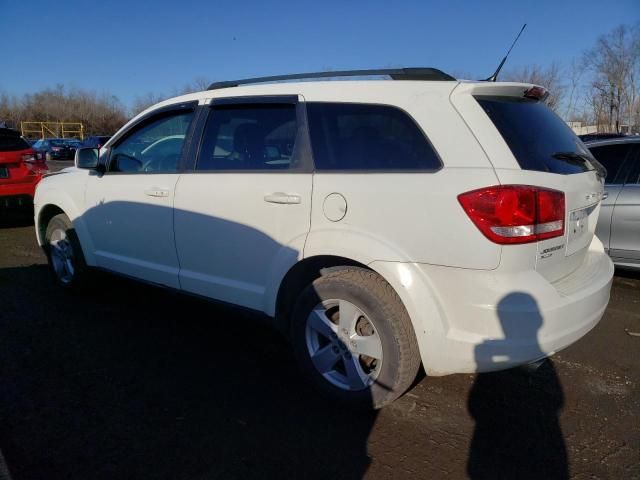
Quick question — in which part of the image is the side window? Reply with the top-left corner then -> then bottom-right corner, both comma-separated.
196,103 -> 299,171
109,110 -> 194,173
306,103 -> 441,171
588,144 -> 633,184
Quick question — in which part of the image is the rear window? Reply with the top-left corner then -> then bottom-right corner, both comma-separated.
476,96 -> 595,174
306,103 -> 441,171
0,131 -> 30,151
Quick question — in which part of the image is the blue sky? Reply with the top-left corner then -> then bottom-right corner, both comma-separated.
1,0 -> 638,107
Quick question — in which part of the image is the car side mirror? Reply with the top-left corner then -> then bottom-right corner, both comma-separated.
75,147 -> 99,169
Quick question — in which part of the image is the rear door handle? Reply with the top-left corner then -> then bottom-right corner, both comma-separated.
144,188 -> 170,198
602,191 -> 609,200
264,192 -> 301,204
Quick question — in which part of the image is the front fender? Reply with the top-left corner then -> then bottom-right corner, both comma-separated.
35,188 -> 96,266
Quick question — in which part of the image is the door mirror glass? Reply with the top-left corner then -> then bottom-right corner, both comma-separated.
75,147 -> 99,169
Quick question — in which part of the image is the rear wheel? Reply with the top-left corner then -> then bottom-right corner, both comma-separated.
291,268 -> 421,409
45,213 -> 87,289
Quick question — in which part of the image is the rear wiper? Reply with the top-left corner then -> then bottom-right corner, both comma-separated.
552,151 -> 607,180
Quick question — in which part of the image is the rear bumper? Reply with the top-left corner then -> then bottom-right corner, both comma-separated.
0,181 -> 37,204
371,237 -> 614,375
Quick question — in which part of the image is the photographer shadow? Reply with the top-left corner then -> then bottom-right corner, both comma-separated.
467,292 -> 568,480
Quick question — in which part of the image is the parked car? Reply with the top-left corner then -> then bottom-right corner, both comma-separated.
32,138 -> 78,161
65,139 -> 83,149
0,127 -> 48,208
586,137 -> 640,270
34,68 -> 614,408
82,135 -> 112,149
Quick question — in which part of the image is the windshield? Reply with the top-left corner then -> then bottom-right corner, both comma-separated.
475,95 -> 595,174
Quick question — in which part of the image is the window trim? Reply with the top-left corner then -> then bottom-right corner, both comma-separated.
304,101 -> 444,173
102,101 -> 198,175
188,96 -> 314,174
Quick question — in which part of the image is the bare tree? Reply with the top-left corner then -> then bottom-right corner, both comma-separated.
130,92 -> 166,116
0,86 -> 128,136
564,59 -> 586,121
583,24 -> 640,133
179,76 -> 212,94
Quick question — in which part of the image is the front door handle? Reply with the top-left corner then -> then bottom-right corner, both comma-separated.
264,192 -> 301,204
144,188 -> 170,198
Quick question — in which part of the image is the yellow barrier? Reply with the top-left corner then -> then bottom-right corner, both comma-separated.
20,122 -> 84,140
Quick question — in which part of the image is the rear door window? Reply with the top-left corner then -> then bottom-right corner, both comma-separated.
0,131 -> 30,151
197,103 -> 300,171
476,96 -> 595,174
588,143 -> 633,184
306,103 -> 441,171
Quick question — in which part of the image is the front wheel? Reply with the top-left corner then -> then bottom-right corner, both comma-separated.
291,268 -> 421,409
45,213 -> 88,289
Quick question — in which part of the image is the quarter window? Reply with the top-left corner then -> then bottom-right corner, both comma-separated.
109,110 -> 194,173
197,104 -> 299,171
306,103 -> 441,171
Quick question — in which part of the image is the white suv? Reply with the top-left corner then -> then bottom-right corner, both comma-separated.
34,68 -> 614,408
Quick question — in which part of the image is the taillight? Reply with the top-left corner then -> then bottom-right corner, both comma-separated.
458,185 -> 565,245
21,153 -> 36,162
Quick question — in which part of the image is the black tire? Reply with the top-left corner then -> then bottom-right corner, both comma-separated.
291,267 -> 421,409
44,213 -> 88,289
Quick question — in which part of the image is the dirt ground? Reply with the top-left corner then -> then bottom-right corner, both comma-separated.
0,209 -> 638,480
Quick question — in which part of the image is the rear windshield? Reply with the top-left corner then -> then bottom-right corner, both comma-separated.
0,132 -> 30,151
475,95 -> 595,174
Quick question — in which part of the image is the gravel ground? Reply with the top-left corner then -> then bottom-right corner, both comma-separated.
0,210 -> 638,480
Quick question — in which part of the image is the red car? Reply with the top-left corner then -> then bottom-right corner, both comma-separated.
0,128 -> 48,209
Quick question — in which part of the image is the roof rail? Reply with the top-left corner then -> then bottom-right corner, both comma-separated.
207,67 -> 456,90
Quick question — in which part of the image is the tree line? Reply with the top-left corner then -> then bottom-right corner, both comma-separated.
1,24 -> 638,137
0,86 -> 128,137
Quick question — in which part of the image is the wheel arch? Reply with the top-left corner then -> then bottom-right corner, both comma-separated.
273,255 -> 371,333
37,204 -> 65,245
36,197 -> 96,265
273,254 -> 448,376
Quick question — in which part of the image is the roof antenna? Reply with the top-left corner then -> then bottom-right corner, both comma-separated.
484,24 -> 527,82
